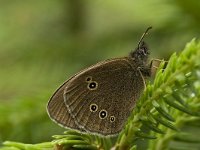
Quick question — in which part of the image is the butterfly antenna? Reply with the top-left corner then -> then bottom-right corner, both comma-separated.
138,26 -> 152,49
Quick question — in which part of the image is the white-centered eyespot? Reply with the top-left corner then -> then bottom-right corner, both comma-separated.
89,103 -> 98,112
99,109 -> 107,119
110,116 -> 115,122
87,81 -> 98,90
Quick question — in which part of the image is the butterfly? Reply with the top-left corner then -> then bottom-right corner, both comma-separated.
47,27 -> 152,136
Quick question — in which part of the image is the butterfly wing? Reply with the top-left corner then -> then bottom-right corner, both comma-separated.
63,57 -> 145,136
47,81 -> 82,131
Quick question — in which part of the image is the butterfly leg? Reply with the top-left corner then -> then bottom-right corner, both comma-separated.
137,67 -> 147,90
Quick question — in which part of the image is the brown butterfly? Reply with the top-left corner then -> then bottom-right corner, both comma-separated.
47,27 -> 152,136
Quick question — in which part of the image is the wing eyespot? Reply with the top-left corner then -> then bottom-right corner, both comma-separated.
90,103 -> 98,112
99,110 -> 107,119
110,116 -> 115,122
85,76 -> 92,82
87,81 -> 98,90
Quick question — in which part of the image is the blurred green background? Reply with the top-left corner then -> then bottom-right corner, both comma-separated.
0,0 -> 200,145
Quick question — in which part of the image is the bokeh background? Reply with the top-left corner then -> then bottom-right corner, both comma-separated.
0,0 -> 200,145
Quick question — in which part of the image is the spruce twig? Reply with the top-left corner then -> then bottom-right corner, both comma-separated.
0,39 -> 200,150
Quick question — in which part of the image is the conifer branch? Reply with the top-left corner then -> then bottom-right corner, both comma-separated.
0,39 -> 200,150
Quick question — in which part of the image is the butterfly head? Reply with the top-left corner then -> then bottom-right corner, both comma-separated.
130,41 -> 149,63
129,27 -> 152,65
